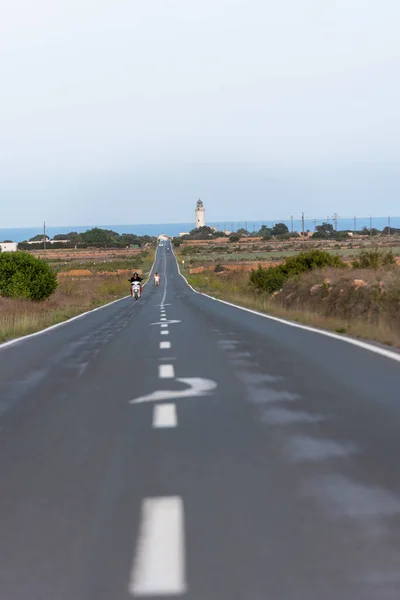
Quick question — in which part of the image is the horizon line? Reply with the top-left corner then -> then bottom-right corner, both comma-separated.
1,215 -> 400,230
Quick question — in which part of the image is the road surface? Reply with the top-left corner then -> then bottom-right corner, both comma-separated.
1,242 -> 400,600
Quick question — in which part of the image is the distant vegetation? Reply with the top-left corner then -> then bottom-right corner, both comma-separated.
18,228 -> 156,250
175,221 -> 400,245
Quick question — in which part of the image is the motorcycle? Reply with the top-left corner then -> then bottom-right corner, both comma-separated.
154,276 -> 160,286
131,281 -> 141,300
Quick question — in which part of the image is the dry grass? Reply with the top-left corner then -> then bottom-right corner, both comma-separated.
185,266 -> 400,348
0,276 -> 127,342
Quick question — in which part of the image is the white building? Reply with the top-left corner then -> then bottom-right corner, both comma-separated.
195,199 -> 205,229
0,242 -> 18,252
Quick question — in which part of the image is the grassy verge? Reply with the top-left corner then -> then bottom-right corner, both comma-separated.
179,245 -> 400,263
0,249 -> 155,343
180,262 -> 400,348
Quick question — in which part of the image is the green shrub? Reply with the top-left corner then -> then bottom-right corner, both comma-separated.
281,250 -> 345,277
353,249 -> 396,270
229,235 -> 240,242
0,252 -> 58,301
250,250 -> 345,293
249,265 -> 287,293
214,264 -> 226,273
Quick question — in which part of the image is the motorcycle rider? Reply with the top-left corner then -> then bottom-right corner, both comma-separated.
130,272 -> 143,297
154,272 -> 160,285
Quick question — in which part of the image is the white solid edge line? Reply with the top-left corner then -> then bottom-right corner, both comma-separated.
159,364 -> 175,379
172,250 -> 400,364
0,247 -> 159,351
153,403 -> 177,428
160,341 -> 171,349
129,496 -> 186,595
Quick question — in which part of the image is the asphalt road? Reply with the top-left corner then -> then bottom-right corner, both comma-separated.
1,242 -> 400,600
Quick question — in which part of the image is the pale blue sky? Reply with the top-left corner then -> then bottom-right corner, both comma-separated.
1,0 -> 400,227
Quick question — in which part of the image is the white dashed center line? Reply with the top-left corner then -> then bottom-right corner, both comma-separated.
129,496 -> 186,596
161,324 -> 168,328
153,403 -> 177,428
161,330 -> 169,335
160,341 -> 171,349
160,317 -> 167,321
159,364 -> 175,379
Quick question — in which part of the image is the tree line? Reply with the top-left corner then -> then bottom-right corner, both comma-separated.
173,223 -> 400,245
17,228 -> 156,249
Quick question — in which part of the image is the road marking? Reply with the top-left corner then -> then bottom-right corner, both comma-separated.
161,330 -> 169,335
129,496 -> 186,596
159,364 -> 175,379
161,324 -> 168,328
153,403 -> 177,428
130,377 -> 217,404
160,341 -> 171,349
151,320 -> 181,326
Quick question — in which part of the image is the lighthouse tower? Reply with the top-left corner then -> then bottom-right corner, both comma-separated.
195,199 -> 205,229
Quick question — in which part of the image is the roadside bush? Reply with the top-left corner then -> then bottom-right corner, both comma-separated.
214,264 -> 226,272
249,250 -> 345,293
282,250 -> 345,276
352,249 -> 396,270
0,252 -> 58,301
229,235 -> 240,242
249,265 -> 287,293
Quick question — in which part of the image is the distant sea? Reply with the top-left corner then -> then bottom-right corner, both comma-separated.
1,217 -> 400,243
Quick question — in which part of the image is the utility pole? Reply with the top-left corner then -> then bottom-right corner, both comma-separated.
290,214 -> 294,233
388,216 -> 391,236
370,215 -> 372,237
43,221 -> 46,255
333,213 -> 338,231
301,212 -> 305,239
313,219 -> 317,232
354,216 -> 357,234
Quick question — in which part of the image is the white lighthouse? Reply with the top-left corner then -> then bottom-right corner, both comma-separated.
195,198 -> 205,229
